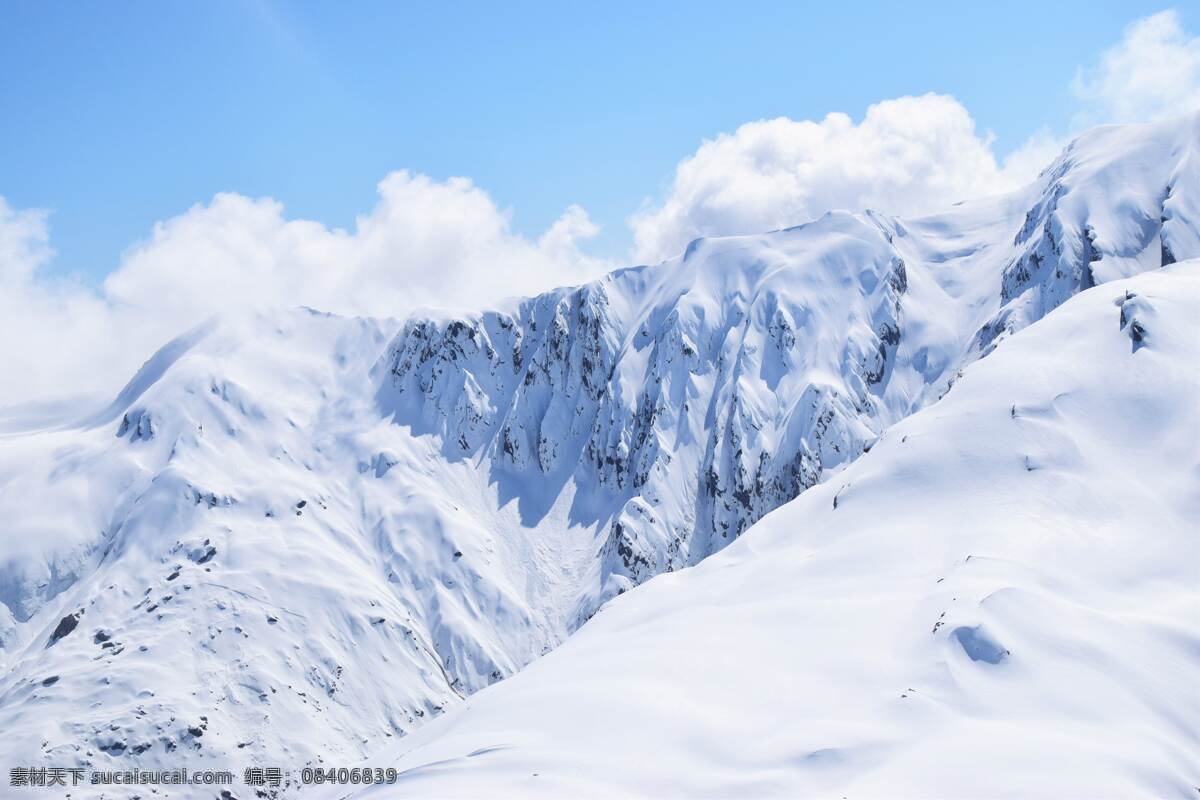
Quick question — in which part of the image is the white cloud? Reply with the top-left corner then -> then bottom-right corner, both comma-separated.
107,171 -> 606,318
631,9 -> 1200,264
1073,9 -> 1200,125
0,199 -> 125,406
0,199 -> 52,283
6,10 -> 1194,408
538,203 -> 601,264
0,175 -> 608,407
630,94 -> 1045,263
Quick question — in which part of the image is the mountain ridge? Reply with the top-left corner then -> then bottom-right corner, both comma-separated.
342,261 -> 1200,798
0,113 -> 1195,793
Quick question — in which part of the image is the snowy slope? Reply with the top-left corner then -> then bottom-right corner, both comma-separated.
379,112 -> 1198,608
0,306 -> 655,787
345,263 -> 1200,799
0,114 -> 1195,794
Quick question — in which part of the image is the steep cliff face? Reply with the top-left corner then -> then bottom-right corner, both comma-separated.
380,217 -> 916,601
379,113 -> 1198,612
977,117 -> 1200,356
0,115 -> 1195,794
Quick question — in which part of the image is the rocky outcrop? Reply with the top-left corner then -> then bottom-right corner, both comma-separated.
382,117 -> 1200,617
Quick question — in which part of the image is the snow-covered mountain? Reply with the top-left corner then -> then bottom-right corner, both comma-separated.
0,114 -> 1195,796
344,262 -> 1200,799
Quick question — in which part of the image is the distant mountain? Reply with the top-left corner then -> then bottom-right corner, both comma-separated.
0,113 -> 1195,794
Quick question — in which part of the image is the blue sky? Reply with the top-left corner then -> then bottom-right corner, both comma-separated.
0,0 -> 1177,283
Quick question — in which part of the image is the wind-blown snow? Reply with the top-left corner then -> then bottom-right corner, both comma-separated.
0,114 -> 1195,796
344,263 -> 1200,799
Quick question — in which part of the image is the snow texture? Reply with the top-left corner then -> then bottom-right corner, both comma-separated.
0,114 -> 1196,797
344,263 -> 1200,799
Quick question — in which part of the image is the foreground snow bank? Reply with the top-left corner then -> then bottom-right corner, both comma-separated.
346,264 -> 1200,799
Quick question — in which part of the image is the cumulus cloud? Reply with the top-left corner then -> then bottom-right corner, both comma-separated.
6,10 -> 1193,407
108,171 -> 606,318
631,9 -> 1200,264
630,94 -> 1045,262
0,175 -> 608,407
0,200 -> 124,406
0,199 -> 52,283
1072,9 -> 1200,125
